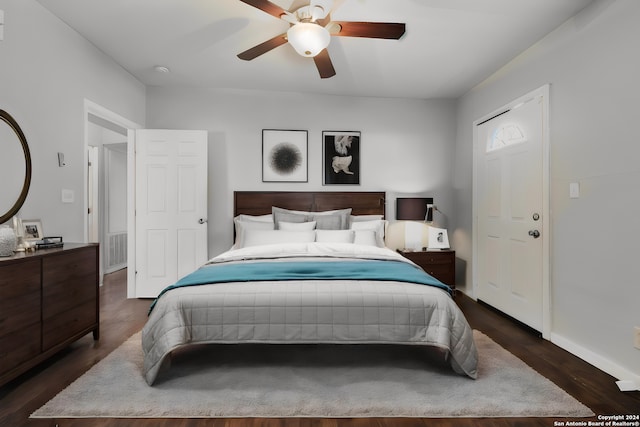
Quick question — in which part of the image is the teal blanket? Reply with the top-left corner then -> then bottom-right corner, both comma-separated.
149,260 -> 451,314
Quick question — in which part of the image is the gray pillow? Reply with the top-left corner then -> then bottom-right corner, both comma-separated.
272,207 -> 309,229
272,206 -> 352,230
311,213 -> 344,230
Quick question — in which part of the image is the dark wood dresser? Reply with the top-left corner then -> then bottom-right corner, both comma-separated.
0,243 -> 99,386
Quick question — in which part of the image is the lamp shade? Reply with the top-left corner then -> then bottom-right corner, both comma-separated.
396,197 -> 433,221
287,22 -> 330,57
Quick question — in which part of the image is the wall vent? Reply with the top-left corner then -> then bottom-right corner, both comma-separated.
106,232 -> 127,272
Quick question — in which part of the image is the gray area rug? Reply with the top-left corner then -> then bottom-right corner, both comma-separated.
31,330 -> 593,418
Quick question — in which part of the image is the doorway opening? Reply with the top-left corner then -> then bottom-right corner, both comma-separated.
84,100 -> 141,284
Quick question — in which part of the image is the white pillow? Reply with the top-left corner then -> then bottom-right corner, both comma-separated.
234,214 -> 273,223
241,230 -> 315,248
353,229 -> 378,247
315,229 -> 355,244
350,220 -> 387,247
350,214 -> 384,223
233,218 -> 274,248
278,221 -> 316,231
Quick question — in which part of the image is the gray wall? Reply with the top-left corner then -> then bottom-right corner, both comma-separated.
453,0 -> 639,381
146,87 -> 457,256
0,0 -> 146,240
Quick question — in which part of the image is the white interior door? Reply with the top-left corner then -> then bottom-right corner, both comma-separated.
475,88 -> 548,333
130,129 -> 208,298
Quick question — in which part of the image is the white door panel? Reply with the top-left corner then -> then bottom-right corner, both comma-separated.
131,129 -> 208,298
476,91 -> 545,332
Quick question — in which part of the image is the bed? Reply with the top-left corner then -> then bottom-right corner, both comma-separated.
141,191 -> 478,385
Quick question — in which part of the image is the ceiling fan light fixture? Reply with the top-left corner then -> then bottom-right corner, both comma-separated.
287,22 -> 330,57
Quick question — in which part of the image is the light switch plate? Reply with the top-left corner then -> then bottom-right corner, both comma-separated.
61,189 -> 75,203
569,182 -> 580,199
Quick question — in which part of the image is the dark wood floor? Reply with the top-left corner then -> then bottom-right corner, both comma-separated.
1,269 -> 638,427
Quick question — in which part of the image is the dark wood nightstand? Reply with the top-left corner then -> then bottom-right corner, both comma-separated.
397,249 -> 456,292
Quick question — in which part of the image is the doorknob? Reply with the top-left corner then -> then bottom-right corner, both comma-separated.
528,230 -> 540,238
198,218 -> 208,224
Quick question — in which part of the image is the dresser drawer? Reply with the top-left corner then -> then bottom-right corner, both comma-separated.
42,300 -> 97,351
0,260 -> 41,337
422,265 -> 455,286
406,252 -> 453,265
0,323 -> 41,376
398,249 -> 456,289
42,249 -> 97,319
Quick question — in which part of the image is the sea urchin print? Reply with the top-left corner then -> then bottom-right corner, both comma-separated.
270,142 -> 302,175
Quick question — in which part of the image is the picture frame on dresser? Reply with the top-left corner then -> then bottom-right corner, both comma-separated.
22,219 -> 43,241
322,131 -> 360,185
262,129 -> 308,183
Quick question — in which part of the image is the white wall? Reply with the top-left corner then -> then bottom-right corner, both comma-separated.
453,0 -> 640,381
146,87 -> 457,256
0,0 -> 145,241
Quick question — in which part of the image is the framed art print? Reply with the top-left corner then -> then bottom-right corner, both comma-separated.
323,131 -> 360,185
262,129 -> 308,182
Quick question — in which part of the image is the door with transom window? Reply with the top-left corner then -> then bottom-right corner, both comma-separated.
474,86 -> 549,334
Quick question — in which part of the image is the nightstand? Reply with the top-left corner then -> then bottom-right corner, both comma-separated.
397,249 -> 456,292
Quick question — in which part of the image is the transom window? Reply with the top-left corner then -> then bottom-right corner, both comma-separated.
486,124 -> 525,152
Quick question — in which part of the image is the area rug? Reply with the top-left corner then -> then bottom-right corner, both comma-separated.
31,330 -> 593,418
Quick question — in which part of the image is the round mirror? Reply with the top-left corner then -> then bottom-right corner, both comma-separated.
0,110 -> 32,224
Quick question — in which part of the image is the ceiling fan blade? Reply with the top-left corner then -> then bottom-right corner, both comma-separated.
331,21 -> 406,39
238,0 -> 290,20
313,49 -> 336,79
237,34 -> 288,61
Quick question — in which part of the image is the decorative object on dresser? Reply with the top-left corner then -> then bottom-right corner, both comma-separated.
21,218 -> 44,241
322,131 -> 360,185
427,226 -> 450,249
397,248 -> 456,291
0,225 -> 17,256
36,236 -> 64,249
0,243 -> 99,387
262,129 -> 308,182
11,215 -> 28,252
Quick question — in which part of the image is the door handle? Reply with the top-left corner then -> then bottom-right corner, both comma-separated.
198,218 -> 208,224
528,230 -> 540,238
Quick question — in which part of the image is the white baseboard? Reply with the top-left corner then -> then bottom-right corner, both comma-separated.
550,332 -> 640,389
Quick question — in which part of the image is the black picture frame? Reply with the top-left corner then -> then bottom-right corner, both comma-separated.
262,129 -> 308,182
322,131 -> 360,185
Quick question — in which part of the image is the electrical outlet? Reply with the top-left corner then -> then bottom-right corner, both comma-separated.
634,327 -> 640,350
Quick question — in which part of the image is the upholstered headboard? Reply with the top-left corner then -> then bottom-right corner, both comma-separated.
234,191 -> 386,218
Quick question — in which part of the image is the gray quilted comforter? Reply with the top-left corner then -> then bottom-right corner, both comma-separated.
141,243 -> 478,385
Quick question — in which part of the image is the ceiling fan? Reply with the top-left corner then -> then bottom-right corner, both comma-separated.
237,0 -> 406,79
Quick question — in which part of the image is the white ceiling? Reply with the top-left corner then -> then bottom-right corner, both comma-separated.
35,0 -> 593,99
